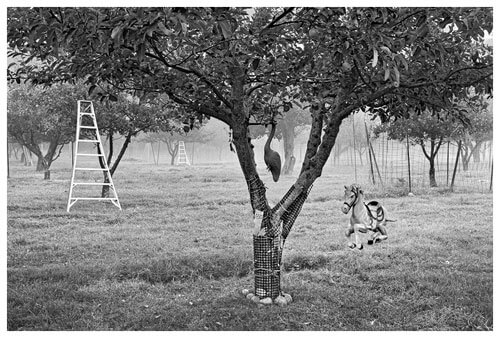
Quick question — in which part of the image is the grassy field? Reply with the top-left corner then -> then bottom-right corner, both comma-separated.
6,158 -> 493,331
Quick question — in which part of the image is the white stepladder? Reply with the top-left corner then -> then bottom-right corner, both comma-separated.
66,100 -> 121,212
176,141 -> 191,166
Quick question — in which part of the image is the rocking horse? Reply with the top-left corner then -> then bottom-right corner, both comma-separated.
341,184 -> 394,249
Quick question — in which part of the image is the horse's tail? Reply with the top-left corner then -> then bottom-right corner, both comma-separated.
366,201 -> 396,223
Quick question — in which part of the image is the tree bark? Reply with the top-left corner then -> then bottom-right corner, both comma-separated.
460,142 -> 470,171
227,67 -> 353,300
166,140 -> 179,165
100,132 -> 133,197
429,156 -> 437,187
420,138 -> 443,187
281,120 -> 295,175
36,156 -> 45,171
472,141 -> 482,163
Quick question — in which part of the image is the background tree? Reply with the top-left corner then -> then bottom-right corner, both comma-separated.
334,112 -> 373,166
7,82 -> 86,179
8,7 -> 493,300
454,97 -> 493,170
139,123 -> 214,165
374,109 -> 459,187
250,104 -> 311,175
91,93 -> 178,196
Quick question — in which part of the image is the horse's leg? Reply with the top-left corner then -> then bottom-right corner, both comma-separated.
372,224 -> 388,243
345,224 -> 354,238
352,224 -> 363,250
367,230 -> 377,245
346,224 -> 356,249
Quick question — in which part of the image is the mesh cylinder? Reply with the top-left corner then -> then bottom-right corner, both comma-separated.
253,234 -> 281,299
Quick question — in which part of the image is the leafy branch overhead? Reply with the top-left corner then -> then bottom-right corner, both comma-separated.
8,8 -> 492,126
7,7 -> 492,202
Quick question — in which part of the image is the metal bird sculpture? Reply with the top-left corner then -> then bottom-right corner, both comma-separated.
264,122 -> 281,182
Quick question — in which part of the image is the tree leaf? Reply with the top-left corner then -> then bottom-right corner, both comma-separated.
252,58 -> 260,70
111,26 -> 122,40
384,67 -> 390,81
372,48 -> 378,68
157,22 -> 172,36
219,20 -> 232,39
393,66 -> 400,87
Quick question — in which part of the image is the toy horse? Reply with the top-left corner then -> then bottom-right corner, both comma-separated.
341,184 -> 393,249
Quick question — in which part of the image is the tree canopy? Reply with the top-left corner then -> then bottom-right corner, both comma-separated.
7,82 -> 86,176
8,7 -> 492,194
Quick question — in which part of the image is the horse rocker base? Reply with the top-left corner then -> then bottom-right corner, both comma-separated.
348,242 -> 363,250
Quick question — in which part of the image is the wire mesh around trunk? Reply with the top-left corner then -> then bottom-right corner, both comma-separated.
249,178 -> 312,299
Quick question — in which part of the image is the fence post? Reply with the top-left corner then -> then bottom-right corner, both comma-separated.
7,142 -> 10,179
71,141 -> 74,168
450,140 -> 462,192
364,122 -> 375,184
446,141 -> 450,186
489,161 -> 493,192
352,117 -> 357,182
406,133 -> 412,193
157,140 -> 161,165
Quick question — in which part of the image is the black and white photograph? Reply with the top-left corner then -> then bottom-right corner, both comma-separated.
3,2 -> 495,332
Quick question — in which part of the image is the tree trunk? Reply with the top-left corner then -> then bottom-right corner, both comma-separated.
460,143 -> 470,171
35,156 -> 51,179
357,148 -> 364,166
472,141 -> 482,163
171,142 -> 179,165
420,138 -> 442,188
101,175 -> 110,198
227,66 -> 352,302
281,122 -> 295,175
36,156 -> 45,171
100,132 -> 133,197
429,156 -> 437,187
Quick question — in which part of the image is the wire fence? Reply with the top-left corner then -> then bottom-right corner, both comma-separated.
328,133 -> 493,194
8,127 -> 493,195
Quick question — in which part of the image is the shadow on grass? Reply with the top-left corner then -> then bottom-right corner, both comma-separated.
114,254 -> 254,284
283,254 -> 331,272
114,252 -> 335,285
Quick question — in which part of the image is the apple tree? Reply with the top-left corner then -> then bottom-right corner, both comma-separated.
8,7 -> 492,301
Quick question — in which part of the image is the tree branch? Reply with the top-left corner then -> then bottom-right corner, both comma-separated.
389,9 -> 427,29
261,7 -> 295,33
51,143 -> 65,163
188,67 -> 233,110
433,136 -> 444,157
420,140 -> 431,160
300,106 -> 323,175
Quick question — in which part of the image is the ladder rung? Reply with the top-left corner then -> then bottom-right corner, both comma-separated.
74,167 -> 109,171
69,197 -> 118,201
79,113 -> 94,116
77,139 -> 99,143
80,126 -> 97,129
76,153 -> 104,156
73,182 -> 113,186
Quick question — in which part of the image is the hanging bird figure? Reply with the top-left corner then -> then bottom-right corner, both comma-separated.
264,122 -> 281,182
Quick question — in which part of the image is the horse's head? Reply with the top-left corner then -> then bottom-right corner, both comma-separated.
341,184 -> 363,214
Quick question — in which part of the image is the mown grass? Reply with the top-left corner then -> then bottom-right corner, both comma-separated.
7,159 -> 493,331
